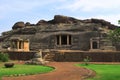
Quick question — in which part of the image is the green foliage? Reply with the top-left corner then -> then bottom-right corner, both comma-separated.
77,64 -> 120,80
0,64 -> 54,78
0,53 -> 9,62
83,56 -> 91,66
108,28 -> 120,43
118,20 -> 120,24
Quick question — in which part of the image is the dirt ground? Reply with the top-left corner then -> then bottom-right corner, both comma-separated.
2,62 -> 95,80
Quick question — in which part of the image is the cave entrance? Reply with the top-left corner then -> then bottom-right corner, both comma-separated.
92,41 -> 98,49
56,35 -> 71,45
10,38 -> 29,51
90,37 -> 100,50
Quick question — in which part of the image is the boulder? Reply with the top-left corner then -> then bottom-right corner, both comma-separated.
12,21 -> 25,30
34,51 -> 42,58
48,15 -> 79,24
4,63 -> 14,68
54,15 -> 71,23
25,22 -> 31,26
25,51 -> 47,65
36,20 -> 47,25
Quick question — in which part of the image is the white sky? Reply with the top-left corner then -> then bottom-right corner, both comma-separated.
0,0 -> 120,35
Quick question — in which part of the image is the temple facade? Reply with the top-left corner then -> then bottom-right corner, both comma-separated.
9,37 -> 29,51
90,37 -> 116,51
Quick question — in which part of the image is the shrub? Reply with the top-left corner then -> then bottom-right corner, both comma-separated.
0,53 -> 3,60
83,56 -> 91,66
0,53 -> 9,62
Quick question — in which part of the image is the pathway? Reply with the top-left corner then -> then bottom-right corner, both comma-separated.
2,62 -> 95,80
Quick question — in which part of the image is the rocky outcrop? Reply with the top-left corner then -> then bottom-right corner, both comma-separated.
11,15 -> 117,30
35,15 -> 117,30
35,15 -> 79,25
12,21 -> 25,30
1,15 -> 119,51
15,27 -> 36,34
25,22 -> 31,26
83,18 -> 117,29
48,15 -> 79,24
25,22 -> 35,26
36,20 -> 47,25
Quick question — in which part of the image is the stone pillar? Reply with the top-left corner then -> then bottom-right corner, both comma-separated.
17,41 -> 19,50
59,35 -> 61,45
39,50 -> 42,58
22,41 -> 24,49
90,39 -> 93,49
97,41 -> 100,49
67,35 -> 69,45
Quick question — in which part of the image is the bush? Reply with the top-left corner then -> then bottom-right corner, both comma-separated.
83,56 -> 91,66
0,53 -> 9,62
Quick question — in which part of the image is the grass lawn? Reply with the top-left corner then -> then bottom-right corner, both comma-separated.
77,64 -> 120,80
0,64 -> 54,79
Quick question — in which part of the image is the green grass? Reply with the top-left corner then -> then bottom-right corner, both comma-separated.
0,64 -> 54,79
77,64 -> 120,80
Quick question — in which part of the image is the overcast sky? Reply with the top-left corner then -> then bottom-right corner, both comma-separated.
0,0 -> 120,35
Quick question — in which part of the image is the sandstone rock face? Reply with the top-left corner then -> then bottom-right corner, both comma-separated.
12,21 -> 25,30
36,20 -> 47,25
51,15 -> 79,24
1,15 -> 119,51
36,15 -> 79,25
83,19 -> 116,29
25,22 -> 31,26
48,15 -> 79,24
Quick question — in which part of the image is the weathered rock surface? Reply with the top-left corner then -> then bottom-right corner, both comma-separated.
0,15 -> 119,51
25,51 -> 47,65
83,18 -> 116,29
12,21 -> 25,30
36,20 -> 47,25
25,22 -> 31,26
48,15 -> 79,24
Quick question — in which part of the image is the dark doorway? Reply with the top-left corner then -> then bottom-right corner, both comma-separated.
69,35 -> 71,45
92,42 -> 98,49
19,41 -> 22,49
56,35 -> 60,45
61,35 -> 67,45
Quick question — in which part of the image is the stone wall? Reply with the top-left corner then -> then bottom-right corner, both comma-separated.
1,51 -> 120,62
6,51 -> 36,60
43,51 -> 120,62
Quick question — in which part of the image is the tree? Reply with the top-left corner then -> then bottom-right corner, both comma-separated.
108,20 -> 120,43
118,20 -> 120,25
107,20 -> 120,51
108,28 -> 120,43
